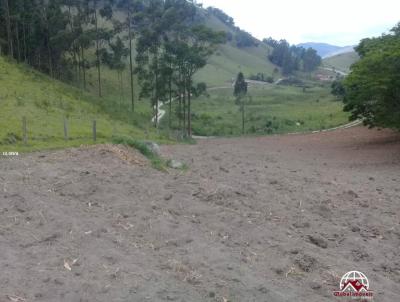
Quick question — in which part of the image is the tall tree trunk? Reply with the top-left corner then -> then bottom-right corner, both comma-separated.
169,75 -> 172,129
128,8 -> 135,113
76,49 -> 81,87
15,21 -> 21,62
118,71 -> 124,111
68,0 -> 77,84
94,0 -> 102,97
182,81 -> 186,136
81,47 -> 87,90
47,35 -> 53,77
242,101 -> 245,135
154,80 -> 159,128
22,21 -> 27,62
120,72 -> 124,105
67,0 -> 73,31
154,49 -> 159,128
178,91 -> 182,130
187,77 -> 192,137
4,0 -> 13,58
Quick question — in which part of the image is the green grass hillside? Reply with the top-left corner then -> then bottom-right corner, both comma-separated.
323,51 -> 359,73
0,57 -> 163,152
107,9 -> 279,90
195,14 -> 279,86
77,8 -> 282,125
161,83 -> 349,136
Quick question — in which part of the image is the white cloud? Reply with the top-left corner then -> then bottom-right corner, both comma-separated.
199,0 -> 399,45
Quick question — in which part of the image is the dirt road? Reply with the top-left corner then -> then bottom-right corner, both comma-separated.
1,127 -> 399,301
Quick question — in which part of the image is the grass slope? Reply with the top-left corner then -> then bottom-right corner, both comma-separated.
0,57 -> 164,152
323,51 -> 359,73
195,15 -> 279,86
81,7 -> 281,112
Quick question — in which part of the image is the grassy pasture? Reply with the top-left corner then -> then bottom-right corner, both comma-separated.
0,57 -> 165,152
161,82 -> 349,136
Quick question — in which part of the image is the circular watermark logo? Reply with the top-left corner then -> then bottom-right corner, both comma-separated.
333,271 -> 373,299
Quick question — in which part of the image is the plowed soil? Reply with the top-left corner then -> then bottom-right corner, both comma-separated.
1,127 -> 399,302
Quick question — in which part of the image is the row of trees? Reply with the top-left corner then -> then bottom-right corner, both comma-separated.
0,0 -> 225,137
0,0 -> 130,99
134,0 -> 225,136
333,23 -> 400,130
264,38 -> 321,75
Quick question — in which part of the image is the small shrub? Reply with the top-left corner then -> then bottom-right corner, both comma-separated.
284,119 -> 295,126
34,99 -> 52,113
15,97 -> 25,107
2,132 -> 21,145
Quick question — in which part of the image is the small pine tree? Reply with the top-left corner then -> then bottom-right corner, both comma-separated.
234,72 -> 248,134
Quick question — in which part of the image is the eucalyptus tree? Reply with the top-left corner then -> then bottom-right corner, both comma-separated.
135,0 -> 167,127
116,0 -> 144,113
101,36 -> 129,106
1,0 -> 13,57
83,0 -> 114,97
178,25 -> 225,136
162,0 -> 225,136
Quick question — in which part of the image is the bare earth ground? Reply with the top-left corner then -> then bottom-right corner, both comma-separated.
0,127 -> 399,302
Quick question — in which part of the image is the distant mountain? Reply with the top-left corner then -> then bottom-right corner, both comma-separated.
297,42 -> 355,59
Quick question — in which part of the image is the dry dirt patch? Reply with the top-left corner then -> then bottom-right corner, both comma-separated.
0,127 -> 399,301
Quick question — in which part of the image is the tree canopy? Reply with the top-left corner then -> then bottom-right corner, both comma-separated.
341,23 -> 400,130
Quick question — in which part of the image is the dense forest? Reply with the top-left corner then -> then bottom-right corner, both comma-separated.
264,37 -> 321,75
0,0 -> 225,137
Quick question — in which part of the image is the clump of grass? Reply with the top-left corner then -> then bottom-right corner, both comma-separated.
166,159 -> 189,171
112,137 -> 166,171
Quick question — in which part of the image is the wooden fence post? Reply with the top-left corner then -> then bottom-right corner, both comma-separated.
92,120 -> 97,142
63,118 -> 68,141
22,116 -> 27,145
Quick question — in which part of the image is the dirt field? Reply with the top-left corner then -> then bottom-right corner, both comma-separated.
1,127 -> 399,302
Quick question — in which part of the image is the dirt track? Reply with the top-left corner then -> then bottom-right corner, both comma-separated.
1,127 -> 399,301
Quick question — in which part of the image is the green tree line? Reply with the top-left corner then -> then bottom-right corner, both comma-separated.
264,37 -> 321,75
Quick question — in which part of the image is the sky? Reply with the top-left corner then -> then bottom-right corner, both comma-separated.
198,0 -> 400,46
